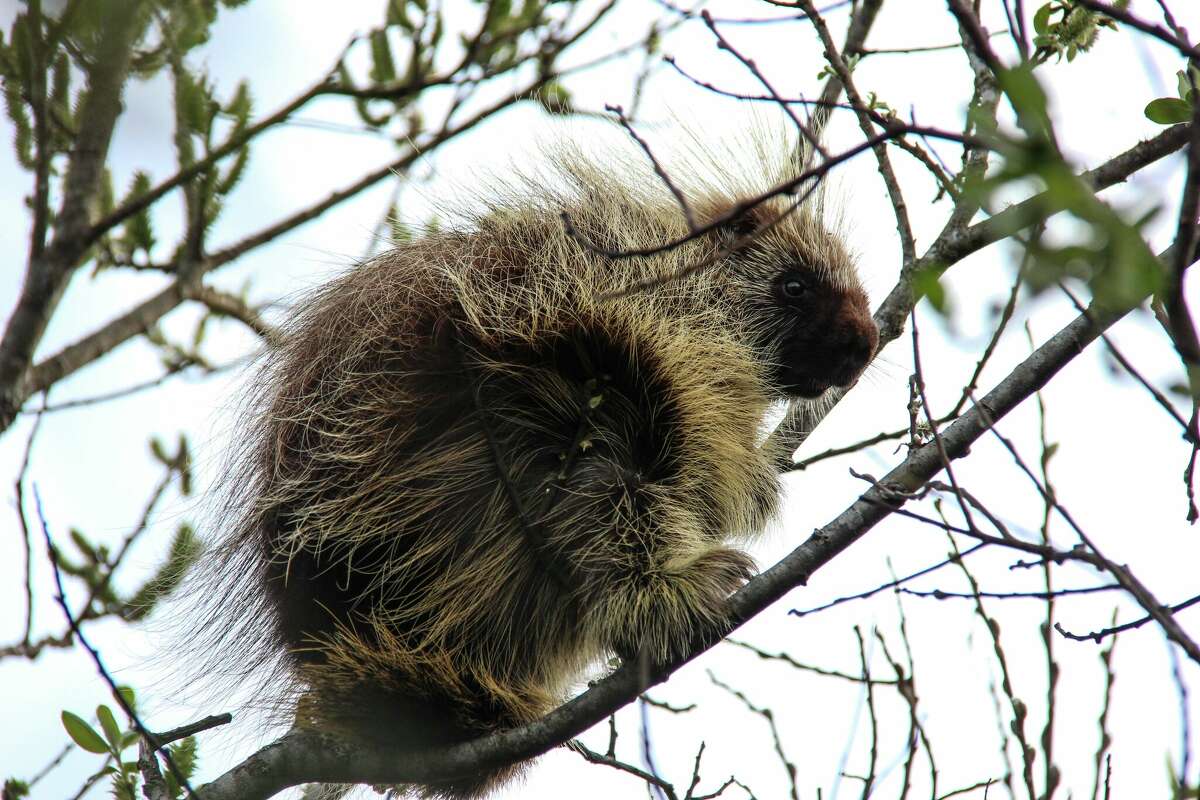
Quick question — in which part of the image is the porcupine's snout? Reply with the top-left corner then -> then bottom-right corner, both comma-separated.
825,290 -> 878,387
775,281 -> 879,398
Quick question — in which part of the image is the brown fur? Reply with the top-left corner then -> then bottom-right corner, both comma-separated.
191,140 -> 878,798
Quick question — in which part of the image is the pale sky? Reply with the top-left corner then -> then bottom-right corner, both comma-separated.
2,1 -> 1199,797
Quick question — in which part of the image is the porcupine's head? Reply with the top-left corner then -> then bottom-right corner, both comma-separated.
705,194 -> 878,400
582,121 -> 881,401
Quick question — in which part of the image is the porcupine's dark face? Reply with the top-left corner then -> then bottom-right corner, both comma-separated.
725,218 -> 879,399
762,266 -> 878,398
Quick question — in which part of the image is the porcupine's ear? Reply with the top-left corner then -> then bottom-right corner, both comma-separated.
709,202 -> 765,251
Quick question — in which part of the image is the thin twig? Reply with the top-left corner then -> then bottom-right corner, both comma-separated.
797,0 -> 915,264
606,103 -> 696,229
899,584 -> 1121,601
35,488 -> 198,798
790,543 -> 988,616
1055,593 -> 1200,643
15,399 -> 47,645
708,671 -> 799,800
1058,283 -> 1191,434
699,11 -> 826,160
726,639 -> 899,685
854,627 -> 879,799
1089,610 -> 1119,800
569,739 -> 679,800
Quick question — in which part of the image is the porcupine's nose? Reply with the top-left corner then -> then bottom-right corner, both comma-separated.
831,299 -> 879,385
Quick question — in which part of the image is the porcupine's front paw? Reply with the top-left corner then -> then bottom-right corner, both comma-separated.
608,547 -> 755,667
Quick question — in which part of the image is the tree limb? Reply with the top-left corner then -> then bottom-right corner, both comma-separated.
0,0 -> 147,429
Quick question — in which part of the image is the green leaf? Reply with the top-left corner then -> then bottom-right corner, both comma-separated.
68,528 -> 99,563
123,523 -> 201,620
369,29 -> 396,84
9,14 -> 32,83
1033,4 -> 1052,35
168,736 -> 199,781
998,66 -> 1052,139
224,80 -> 252,127
61,711 -> 111,755
178,433 -> 193,495
114,685 -> 137,714
1177,70 -> 1193,101
912,266 -> 949,314
121,171 -> 156,255
536,81 -> 572,115
1144,97 -> 1192,125
174,71 -> 210,135
387,0 -> 415,31
390,215 -> 412,244
3,77 -> 35,169
3,779 -> 31,800
111,771 -> 137,800
96,704 -> 123,751
49,52 -> 72,139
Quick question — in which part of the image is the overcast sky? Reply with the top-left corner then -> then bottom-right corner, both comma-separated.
3,1 -> 1200,797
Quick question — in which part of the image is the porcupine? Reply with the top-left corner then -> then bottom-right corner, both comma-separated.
197,136 -> 879,798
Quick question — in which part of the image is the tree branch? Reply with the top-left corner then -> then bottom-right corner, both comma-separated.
0,0 -> 147,429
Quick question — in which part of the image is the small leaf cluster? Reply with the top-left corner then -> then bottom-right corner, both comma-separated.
1145,66 -> 1200,125
930,64 -> 1163,317
338,0 -> 446,129
145,317 -> 216,374
1,7 -> 88,173
816,53 -> 860,82
61,688 -> 199,800
161,59 -> 254,249
52,434 -> 199,624
2,779 -> 30,800
1,2 -> 252,271
123,522 -> 201,622
466,0 -> 557,75
338,0 -> 576,130
1032,0 -> 1127,64
994,72 -> 1161,307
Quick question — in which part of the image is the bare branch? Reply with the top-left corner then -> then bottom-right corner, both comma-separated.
568,739 -> 679,800
708,671 -> 799,800
797,0 -> 915,264
184,285 -> 281,347
35,489 -> 198,798
1055,593 -> 1200,643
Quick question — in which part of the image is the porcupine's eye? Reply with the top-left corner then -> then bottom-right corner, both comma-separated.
778,271 -> 811,302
